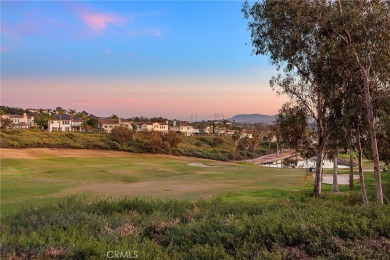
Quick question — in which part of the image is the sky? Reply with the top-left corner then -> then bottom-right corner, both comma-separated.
1,1 -> 287,120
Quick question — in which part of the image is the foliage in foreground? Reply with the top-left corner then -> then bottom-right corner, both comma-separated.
1,196 -> 390,259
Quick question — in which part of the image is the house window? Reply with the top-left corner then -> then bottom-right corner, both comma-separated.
65,127 -> 70,132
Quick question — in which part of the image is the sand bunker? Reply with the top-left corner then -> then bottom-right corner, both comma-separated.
188,163 -> 221,167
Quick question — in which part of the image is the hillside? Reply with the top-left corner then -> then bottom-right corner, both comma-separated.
230,114 -> 276,124
0,129 -> 272,161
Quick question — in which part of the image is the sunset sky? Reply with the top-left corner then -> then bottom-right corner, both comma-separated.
1,1 -> 287,120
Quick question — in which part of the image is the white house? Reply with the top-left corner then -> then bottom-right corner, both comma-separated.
48,115 -> 83,132
170,121 -> 194,136
1,113 -> 34,129
135,121 -> 169,134
98,118 -> 133,133
241,130 -> 254,139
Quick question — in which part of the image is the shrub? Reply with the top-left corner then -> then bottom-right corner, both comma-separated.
161,131 -> 181,148
137,130 -> 163,153
1,197 -> 389,259
110,126 -> 134,144
211,137 -> 225,147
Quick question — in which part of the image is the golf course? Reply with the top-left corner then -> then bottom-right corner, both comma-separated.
1,148 -> 308,214
1,148 -> 390,259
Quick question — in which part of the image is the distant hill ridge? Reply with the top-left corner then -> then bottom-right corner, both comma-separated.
229,114 -> 276,124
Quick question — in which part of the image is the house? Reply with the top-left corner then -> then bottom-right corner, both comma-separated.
134,122 -> 147,131
1,113 -> 35,129
152,122 -> 169,134
203,126 -> 212,134
241,130 -> 254,139
224,129 -> 236,136
139,122 -> 154,131
170,121 -> 194,136
98,118 -> 133,133
192,128 -> 200,135
135,121 -> 169,134
48,114 -> 83,132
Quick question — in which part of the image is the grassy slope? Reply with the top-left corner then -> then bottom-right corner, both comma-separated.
0,129 -> 271,161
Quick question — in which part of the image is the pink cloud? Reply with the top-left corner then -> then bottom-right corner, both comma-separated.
66,3 -> 123,33
80,13 -> 122,32
0,46 -> 8,52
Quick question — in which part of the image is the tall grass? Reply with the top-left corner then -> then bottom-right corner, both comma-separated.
1,196 -> 389,259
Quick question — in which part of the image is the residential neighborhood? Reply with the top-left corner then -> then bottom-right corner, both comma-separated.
0,113 -> 35,129
0,107 -> 277,140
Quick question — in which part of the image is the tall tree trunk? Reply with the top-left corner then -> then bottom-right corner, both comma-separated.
349,146 -> 355,190
332,154 -> 339,192
314,141 -> 326,196
360,66 -> 383,205
356,124 -> 369,206
314,93 -> 326,196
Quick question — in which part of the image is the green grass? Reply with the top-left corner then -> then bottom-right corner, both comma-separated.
2,148 -> 389,214
1,149 -> 305,214
1,149 -> 390,258
338,152 -> 377,168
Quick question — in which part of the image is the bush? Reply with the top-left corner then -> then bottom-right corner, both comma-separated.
1,197 -> 390,259
161,131 -> 181,148
211,137 -> 225,147
110,126 -> 134,144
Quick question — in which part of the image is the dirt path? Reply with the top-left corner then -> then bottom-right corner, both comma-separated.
0,148 -> 193,161
321,174 -> 359,185
0,148 -> 133,159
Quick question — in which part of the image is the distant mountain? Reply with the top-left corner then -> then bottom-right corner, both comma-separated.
229,114 -> 276,124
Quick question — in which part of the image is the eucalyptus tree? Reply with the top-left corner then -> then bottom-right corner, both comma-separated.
243,0 -> 337,196
343,74 -> 370,205
243,0 -> 389,201
364,87 -> 390,167
332,0 -> 390,204
240,136 -> 251,161
276,102 -> 309,157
